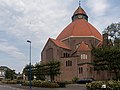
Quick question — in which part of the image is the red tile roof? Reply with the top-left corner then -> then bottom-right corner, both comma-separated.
74,7 -> 87,15
77,42 -> 91,51
50,38 -> 71,50
56,19 -> 102,41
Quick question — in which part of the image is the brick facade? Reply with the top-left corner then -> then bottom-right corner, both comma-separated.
41,5 -> 111,81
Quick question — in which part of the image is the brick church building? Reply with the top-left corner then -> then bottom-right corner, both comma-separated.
41,4 -> 111,81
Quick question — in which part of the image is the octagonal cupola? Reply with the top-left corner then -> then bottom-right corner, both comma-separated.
72,2 -> 88,22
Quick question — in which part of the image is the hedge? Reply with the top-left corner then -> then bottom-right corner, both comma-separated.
2,80 -> 19,84
22,80 -> 59,88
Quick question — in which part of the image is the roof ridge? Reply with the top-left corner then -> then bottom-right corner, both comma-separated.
71,20 -> 78,36
84,20 -> 93,36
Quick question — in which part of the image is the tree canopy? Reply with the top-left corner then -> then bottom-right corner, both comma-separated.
92,22 -> 120,80
92,46 -> 120,80
23,60 -> 60,82
103,22 -> 120,39
103,22 -> 120,47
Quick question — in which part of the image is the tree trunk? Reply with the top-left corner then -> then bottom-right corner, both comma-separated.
50,75 -> 54,82
114,69 -> 118,80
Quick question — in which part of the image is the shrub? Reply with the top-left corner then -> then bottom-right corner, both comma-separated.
106,80 -> 120,89
50,83 -> 59,88
32,80 -> 42,87
22,80 -> 59,88
21,80 -> 29,86
86,80 -> 120,90
2,80 -> 18,84
57,82 -> 66,87
86,81 -> 104,89
72,77 -> 79,83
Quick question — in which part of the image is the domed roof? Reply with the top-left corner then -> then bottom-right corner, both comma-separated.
56,19 -> 102,41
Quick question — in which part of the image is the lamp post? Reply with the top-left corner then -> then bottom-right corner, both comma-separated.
27,40 -> 32,89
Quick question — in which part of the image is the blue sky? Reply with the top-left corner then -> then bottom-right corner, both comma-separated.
0,0 -> 120,73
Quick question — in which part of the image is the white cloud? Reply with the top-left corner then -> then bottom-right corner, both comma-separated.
0,0 -> 75,72
86,0 -> 120,33
86,0 -> 109,16
0,0 -> 73,49
0,39 -> 27,60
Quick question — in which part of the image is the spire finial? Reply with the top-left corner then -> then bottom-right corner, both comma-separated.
79,0 -> 81,7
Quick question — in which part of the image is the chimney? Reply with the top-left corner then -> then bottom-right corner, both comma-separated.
103,33 -> 108,46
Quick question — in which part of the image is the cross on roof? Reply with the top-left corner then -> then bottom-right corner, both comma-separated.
79,0 -> 81,7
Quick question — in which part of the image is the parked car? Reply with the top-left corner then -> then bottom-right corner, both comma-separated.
77,78 -> 94,84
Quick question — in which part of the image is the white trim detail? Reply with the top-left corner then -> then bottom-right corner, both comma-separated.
60,36 -> 102,42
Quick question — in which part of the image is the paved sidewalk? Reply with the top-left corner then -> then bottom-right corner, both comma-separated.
2,84 -> 86,90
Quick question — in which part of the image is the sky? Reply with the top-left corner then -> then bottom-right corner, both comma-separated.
0,0 -> 120,73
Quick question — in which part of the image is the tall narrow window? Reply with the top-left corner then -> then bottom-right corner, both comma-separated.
83,54 -> 85,59
90,67 -> 93,74
69,61 -> 72,66
81,67 -> 83,73
66,61 -> 68,66
64,53 -> 66,57
79,67 -> 83,74
81,54 -> 83,59
85,55 -> 87,59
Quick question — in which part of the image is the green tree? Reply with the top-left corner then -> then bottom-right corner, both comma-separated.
103,22 -> 120,47
92,46 -> 120,80
46,60 -> 60,82
5,69 -> 15,80
34,63 -> 45,80
34,61 -> 60,82
23,61 -> 60,82
22,64 -> 34,80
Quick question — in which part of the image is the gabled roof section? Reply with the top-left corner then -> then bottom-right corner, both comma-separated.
50,38 -> 71,50
77,41 -> 91,51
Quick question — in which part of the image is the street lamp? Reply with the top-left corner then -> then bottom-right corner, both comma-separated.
27,40 -> 32,89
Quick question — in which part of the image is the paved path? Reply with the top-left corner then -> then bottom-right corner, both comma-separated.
0,84 -> 25,90
0,84 -> 86,90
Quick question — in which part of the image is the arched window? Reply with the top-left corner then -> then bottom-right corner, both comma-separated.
46,48 -> 53,61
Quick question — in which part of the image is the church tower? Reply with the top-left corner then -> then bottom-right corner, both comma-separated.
72,2 -> 88,21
